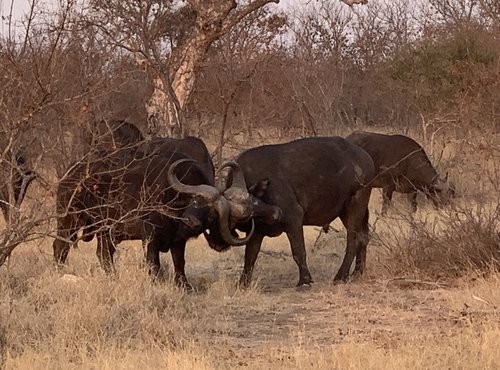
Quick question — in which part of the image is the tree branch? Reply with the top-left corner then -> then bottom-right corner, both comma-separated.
222,0 -> 279,34
342,0 -> 369,6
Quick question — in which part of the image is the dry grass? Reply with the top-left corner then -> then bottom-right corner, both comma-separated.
1,223 -> 499,369
371,199 -> 500,280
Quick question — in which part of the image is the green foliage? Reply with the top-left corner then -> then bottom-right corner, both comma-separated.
389,30 -> 497,113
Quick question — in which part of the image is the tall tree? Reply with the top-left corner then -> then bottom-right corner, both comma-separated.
89,0 -> 369,137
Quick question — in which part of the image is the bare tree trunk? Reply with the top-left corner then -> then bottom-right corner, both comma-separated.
147,0 -> 282,137
145,77 -> 171,137
143,0 -> 367,137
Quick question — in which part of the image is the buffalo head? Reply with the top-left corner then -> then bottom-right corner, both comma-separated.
219,161 -> 284,226
167,158 -> 255,248
427,172 -> 457,207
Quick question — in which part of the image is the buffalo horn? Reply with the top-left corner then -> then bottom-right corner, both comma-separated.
167,158 -> 220,202
215,197 -> 255,246
220,161 -> 247,189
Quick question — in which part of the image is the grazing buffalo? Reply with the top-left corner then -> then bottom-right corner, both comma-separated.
0,150 -> 36,222
52,147 -> 255,288
346,131 -> 454,214
222,137 -> 375,287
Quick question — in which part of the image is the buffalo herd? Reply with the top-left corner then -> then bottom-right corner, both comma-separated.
2,120 -> 455,288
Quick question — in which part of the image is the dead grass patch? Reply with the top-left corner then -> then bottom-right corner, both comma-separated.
372,199 -> 500,281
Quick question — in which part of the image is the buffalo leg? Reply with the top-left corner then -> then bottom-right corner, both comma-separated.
0,203 -> 8,224
334,227 -> 358,281
286,222 -> 313,287
239,234 -> 265,287
53,218 -> 76,266
140,219 -> 163,270
53,239 -> 71,265
426,189 -> 440,209
145,237 -> 162,281
354,209 -> 370,276
53,229 -> 71,265
170,241 -> 192,290
96,234 -> 116,275
337,189 -> 371,281
381,184 -> 395,215
408,191 -> 418,213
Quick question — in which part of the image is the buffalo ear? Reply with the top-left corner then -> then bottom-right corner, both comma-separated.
248,179 -> 269,198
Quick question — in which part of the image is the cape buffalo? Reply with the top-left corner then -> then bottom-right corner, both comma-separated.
53,147 -> 255,288
222,137 -> 375,287
91,120 -> 215,184
140,136 -> 216,185
54,120 -> 280,287
0,150 -> 36,223
346,131 -> 454,214
65,121 -> 214,250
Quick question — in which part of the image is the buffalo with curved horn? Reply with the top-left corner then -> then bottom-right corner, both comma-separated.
220,137 -> 375,288
53,148 -> 255,288
166,158 -> 255,248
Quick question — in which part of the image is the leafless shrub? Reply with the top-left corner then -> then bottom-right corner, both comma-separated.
373,197 -> 499,280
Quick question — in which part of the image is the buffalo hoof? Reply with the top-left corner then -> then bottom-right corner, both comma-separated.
351,269 -> 364,280
237,275 -> 252,289
174,275 -> 193,292
332,279 -> 347,286
178,281 -> 194,292
296,283 -> 312,291
333,273 -> 349,283
150,271 -> 167,284
54,261 -> 66,271
296,276 -> 313,290
297,274 -> 313,287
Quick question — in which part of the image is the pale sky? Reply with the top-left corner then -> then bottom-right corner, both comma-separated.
2,0 -> 297,15
1,0 -> 302,36
0,0 -> 329,38
1,0 -> 30,20
2,0 -> 297,21
1,0 -> 30,35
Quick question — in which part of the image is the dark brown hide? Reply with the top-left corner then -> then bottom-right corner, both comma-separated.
346,131 -> 453,214
226,137 -> 375,287
53,148 -> 253,288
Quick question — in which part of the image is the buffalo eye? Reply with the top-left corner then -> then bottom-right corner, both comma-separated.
190,195 -> 205,207
249,179 -> 269,198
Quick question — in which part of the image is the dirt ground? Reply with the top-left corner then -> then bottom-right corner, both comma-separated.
182,221 -> 499,363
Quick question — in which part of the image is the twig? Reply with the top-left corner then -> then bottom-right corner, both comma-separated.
472,294 -> 495,307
